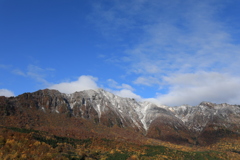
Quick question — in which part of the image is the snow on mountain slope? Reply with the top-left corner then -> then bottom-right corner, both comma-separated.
168,102 -> 240,133
65,89 -> 145,131
5,88 -> 240,137
62,89 -> 240,136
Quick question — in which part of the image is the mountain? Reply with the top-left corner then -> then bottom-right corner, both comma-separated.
1,88 -> 240,145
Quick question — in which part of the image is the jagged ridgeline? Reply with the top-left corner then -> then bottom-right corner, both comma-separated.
1,89 -> 240,159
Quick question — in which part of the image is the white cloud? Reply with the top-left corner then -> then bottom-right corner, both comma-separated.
0,89 -> 15,97
49,75 -> 99,94
154,72 -> 240,106
112,89 -> 142,101
50,75 -> 143,101
107,79 -> 134,91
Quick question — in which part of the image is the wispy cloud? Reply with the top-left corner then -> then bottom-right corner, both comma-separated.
89,0 -> 146,37
1,63 -> 53,86
90,0 -> 240,106
98,0 -> 240,76
126,1 -> 240,76
10,64 -> 54,89
0,64 -> 11,69
27,65 -> 50,85
12,69 -> 26,76
133,76 -> 160,86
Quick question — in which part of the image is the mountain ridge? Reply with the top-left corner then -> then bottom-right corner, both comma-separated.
1,88 -> 240,145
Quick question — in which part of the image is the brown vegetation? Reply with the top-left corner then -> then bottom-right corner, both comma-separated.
1,90 -> 240,159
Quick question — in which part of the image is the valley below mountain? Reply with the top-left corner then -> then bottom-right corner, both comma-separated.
1,88 -> 240,159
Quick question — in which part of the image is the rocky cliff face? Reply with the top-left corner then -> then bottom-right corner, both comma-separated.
1,88 -> 240,145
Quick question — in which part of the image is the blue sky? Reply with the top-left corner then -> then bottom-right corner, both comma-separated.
1,0 -> 240,106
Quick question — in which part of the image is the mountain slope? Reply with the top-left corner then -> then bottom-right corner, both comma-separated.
1,88 -> 240,145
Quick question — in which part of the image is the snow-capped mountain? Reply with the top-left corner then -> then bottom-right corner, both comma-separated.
168,102 -> 240,133
1,88 -> 240,144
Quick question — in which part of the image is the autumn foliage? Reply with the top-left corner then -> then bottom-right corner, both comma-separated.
1,91 -> 240,159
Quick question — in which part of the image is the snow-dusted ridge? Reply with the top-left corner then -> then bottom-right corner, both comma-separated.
27,88 -> 240,135
2,88 -> 240,145
51,88 -> 240,134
